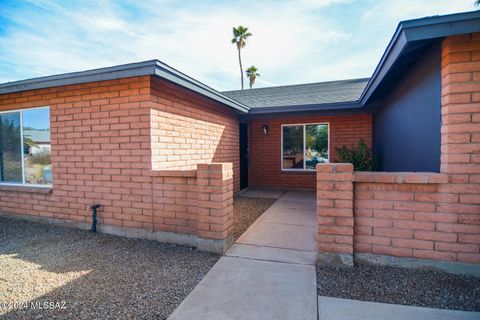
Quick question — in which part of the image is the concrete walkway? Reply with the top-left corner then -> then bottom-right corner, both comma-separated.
169,190 -> 479,320
229,190 -> 317,264
168,190 -> 318,320
318,296 -> 480,320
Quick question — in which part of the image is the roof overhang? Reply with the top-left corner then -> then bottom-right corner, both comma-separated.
240,101 -> 361,118
0,60 -> 250,114
358,10 -> 480,106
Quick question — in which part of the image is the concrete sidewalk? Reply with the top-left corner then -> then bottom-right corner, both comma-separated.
229,190 -> 317,264
168,190 -> 318,320
168,190 -> 479,320
318,296 -> 480,320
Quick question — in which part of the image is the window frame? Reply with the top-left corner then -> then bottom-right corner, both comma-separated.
0,106 -> 52,188
281,122 -> 330,172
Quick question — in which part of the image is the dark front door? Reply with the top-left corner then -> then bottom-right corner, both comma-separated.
239,123 -> 248,190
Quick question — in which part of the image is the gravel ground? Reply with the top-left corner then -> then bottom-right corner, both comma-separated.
233,196 -> 276,240
0,217 -> 219,320
317,265 -> 480,311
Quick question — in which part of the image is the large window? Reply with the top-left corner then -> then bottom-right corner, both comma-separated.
282,123 -> 329,171
0,107 -> 51,186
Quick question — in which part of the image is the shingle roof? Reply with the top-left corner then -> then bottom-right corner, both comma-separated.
222,78 -> 369,109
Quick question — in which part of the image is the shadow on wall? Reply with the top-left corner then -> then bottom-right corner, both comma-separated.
0,217 -> 219,319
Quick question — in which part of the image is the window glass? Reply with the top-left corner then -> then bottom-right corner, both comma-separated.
282,123 -> 329,170
306,124 -> 329,169
23,108 -> 51,185
282,125 -> 304,169
0,107 -> 51,186
0,112 -> 22,183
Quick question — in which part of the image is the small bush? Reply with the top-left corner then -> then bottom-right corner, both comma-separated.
335,140 -> 379,171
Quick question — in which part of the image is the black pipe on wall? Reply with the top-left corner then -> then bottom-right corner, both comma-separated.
90,204 -> 101,233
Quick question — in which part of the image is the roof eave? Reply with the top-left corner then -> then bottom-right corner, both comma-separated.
0,60 -> 250,114
246,101 -> 362,114
153,61 -> 250,113
0,60 -> 158,95
240,103 -> 372,120
359,11 -> 480,106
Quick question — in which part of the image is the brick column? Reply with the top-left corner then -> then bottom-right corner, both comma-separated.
317,163 -> 354,266
196,163 -> 234,253
441,33 -> 480,175
439,33 -> 480,265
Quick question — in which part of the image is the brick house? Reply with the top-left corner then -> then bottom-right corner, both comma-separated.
0,11 -> 479,272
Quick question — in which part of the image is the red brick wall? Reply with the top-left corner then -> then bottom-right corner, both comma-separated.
150,78 -> 240,192
0,76 -> 153,225
317,167 -> 480,265
248,114 -> 372,189
437,33 -> 480,264
151,171 -> 198,234
317,33 -> 480,266
0,76 -> 236,245
352,173 -> 465,262
317,163 -> 354,263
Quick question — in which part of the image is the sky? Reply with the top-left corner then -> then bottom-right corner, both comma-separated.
0,0 -> 476,91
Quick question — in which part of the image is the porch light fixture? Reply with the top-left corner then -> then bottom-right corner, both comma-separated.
262,125 -> 269,135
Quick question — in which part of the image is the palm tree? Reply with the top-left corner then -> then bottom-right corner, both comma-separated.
476,0 -> 480,7
231,26 -> 252,90
246,66 -> 260,89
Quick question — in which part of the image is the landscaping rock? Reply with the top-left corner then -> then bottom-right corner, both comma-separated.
317,264 -> 480,311
233,196 -> 276,240
0,217 -> 219,319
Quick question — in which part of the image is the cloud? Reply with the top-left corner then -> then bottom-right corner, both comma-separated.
0,0 -> 475,91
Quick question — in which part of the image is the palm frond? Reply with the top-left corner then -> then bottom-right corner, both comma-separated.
246,65 -> 260,89
231,25 -> 253,45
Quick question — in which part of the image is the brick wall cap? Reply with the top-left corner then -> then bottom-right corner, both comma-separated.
147,170 -> 197,178
316,164 -> 334,173
316,163 -> 354,173
0,185 -> 53,194
197,163 -> 233,171
353,172 -> 448,184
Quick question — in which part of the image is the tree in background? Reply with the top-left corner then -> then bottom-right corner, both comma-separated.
231,26 -> 252,90
246,66 -> 260,89
0,115 -> 22,181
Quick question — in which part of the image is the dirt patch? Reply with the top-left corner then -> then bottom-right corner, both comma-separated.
317,265 -> 480,311
233,196 -> 276,240
0,217 -> 219,319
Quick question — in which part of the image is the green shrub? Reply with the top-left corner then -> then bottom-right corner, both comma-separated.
335,140 -> 379,171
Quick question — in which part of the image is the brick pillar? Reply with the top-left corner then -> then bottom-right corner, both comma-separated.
439,33 -> 480,265
317,163 -> 354,266
196,163 -> 234,253
441,33 -> 480,175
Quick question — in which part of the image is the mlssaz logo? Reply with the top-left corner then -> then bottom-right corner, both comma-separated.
0,301 -> 67,310
29,301 -> 67,310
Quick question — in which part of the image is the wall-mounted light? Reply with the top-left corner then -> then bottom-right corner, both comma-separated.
262,125 -> 269,135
